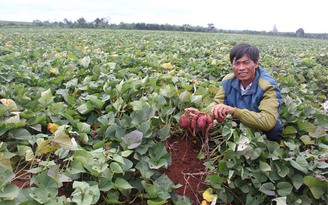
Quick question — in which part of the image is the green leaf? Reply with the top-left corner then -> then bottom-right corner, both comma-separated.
131,104 -> 155,125
90,97 -> 105,109
112,97 -> 124,112
309,126 -> 326,138
0,166 -> 15,188
129,100 -> 146,111
157,124 -> 170,140
160,84 -> 176,98
47,164 -> 72,185
114,178 -> 133,189
77,102 -> 92,114
136,160 -> 155,179
283,126 -> 297,135
197,151 -> 205,159
8,128 -> 31,140
259,182 -> 276,196
147,199 -> 167,205
29,187 -> 58,204
179,90 -> 191,103
113,153 -> 125,164
77,122 -> 91,134
290,174 -> 304,190
122,130 -> 143,149
0,184 -> 19,198
277,182 -> 293,196
250,148 -> 262,160
38,89 -> 54,107
288,156 -> 309,174
72,181 -> 100,204
303,176 -> 328,199
297,121 -> 316,132
259,161 -> 272,172
275,163 -> 289,178
5,115 -> 25,129
190,95 -> 203,103
148,158 -> 169,169
110,162 -> 124,173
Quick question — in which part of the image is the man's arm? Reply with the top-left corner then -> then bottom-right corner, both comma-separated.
232,84 -> 280,131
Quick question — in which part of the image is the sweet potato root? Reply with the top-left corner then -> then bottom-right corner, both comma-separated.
179,109 -> 215,137
178,114 -> 191,130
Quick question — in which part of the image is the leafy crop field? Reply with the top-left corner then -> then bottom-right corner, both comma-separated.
0,28 -> 327,205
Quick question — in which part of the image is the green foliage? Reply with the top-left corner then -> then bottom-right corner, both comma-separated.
206,121 -> 327,204
0,28 -> 327,204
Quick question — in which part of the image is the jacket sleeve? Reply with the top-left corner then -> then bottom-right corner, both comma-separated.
232,81 -> 280,131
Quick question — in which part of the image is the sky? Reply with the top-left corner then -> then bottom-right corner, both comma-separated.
0,0 -> 327,34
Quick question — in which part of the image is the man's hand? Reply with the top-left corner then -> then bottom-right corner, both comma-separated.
184,107 -> 201,116
211,104 -> 235,121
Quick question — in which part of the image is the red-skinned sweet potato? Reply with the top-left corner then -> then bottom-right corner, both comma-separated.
197,114 -> 208,129
178,114 -> 191,130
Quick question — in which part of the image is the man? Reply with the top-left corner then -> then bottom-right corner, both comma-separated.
190,43 -> 283,143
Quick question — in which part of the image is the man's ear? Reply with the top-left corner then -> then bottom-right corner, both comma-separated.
255,61 -> 260,67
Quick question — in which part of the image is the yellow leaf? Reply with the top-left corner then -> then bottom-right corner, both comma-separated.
109,54 -> 117,60
168,70 -> 175,75
201,200 -> 209,205
160,62 -> 173,69
0,98 -> 18,112
0,158 -> 13,171
48,123 -> 60,134
0,99 -> 9,107
203,188 -> 216,202
53,126 -> 77,150
50,67 -> 58,74
192,79 -> 199,85
36,138 -> 59,156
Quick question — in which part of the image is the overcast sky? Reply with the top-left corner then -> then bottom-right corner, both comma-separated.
0,0 -> 327,33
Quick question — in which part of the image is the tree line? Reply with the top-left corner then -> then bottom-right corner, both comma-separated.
1,17 -> 328,39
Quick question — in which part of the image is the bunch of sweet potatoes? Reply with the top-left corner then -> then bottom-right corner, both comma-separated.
178,108 -> 214,137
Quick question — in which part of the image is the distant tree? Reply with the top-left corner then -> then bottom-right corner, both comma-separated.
94,18 -> 101,28
32,20 -> 43,26
42,21 -> 51,27
296,28 -> 305,37
63,18 -> 73,27
272,24 -> 278,33
207,23 -> 215,31
76,17 -> 87,27
100,18 -> 109,28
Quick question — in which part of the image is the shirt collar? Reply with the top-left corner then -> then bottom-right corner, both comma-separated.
240,83 -> 252,95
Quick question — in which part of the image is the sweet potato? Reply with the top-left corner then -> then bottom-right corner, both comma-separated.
178,114 -> 191,130
197,114 -> 208,129
191,114 -> 199,136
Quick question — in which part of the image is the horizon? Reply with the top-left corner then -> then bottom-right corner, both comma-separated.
1,0 -> 327,34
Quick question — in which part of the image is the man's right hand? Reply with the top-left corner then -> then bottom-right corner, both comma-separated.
211,104 -> 234,122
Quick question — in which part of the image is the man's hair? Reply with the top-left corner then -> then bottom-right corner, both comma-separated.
229,43 -> 259,64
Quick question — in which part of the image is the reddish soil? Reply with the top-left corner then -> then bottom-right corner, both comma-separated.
163,134 -> 209,204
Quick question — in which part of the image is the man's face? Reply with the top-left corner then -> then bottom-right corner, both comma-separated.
232,54 -> 259,87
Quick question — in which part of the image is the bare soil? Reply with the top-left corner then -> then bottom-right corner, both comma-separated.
163,134 -> 209,204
